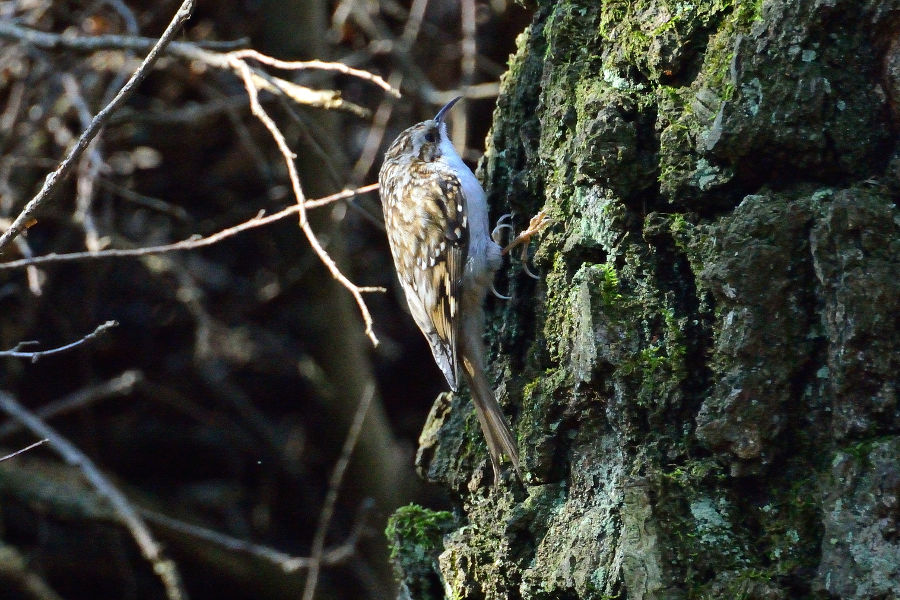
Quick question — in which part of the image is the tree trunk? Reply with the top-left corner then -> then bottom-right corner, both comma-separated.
388,0 -> 900,598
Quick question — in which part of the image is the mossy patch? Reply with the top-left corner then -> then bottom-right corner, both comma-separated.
386,504 -> 457,600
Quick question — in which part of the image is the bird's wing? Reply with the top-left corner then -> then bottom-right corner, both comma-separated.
385,170 -> 467,391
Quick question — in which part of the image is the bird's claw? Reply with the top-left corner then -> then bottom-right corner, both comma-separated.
522,249 -> 541,280
491,213 -> 514,244
491,282 -> 512,301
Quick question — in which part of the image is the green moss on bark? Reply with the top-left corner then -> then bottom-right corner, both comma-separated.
385,505 -> 456,600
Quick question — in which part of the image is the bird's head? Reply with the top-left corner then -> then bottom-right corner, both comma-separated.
383,96 -> 461,164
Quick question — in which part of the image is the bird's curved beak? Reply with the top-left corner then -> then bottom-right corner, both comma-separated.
433,96 -> 462,124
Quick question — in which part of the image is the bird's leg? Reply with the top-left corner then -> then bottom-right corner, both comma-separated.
501,210 -> 552,256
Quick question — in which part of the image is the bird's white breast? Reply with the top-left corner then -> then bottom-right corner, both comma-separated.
437,132 -> 501,288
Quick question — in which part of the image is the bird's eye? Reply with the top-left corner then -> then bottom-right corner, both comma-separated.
424,129 -> 438,144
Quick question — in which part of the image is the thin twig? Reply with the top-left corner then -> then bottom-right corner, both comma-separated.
427,81 -> 501,103
0,224 -> 45,295
141,499 -> 373,573
0,371 -> 143,440
61,74 -> 105,252
302,383 -> 375,600
0,0 -> 196,254
99,0 -> 140,107
0,391 -> 187,600
0,25 -> 242,53
0,439 -> 48,462
103,0 -> 140,36
0,23 -> 399,102
351,71 -> 403,183
0,18 -> 393,345
0,320 -> 118,363
234,56 -> 383,344
0,184 -> 381,270
98,179 -> 191,221
229,50 -> 398,97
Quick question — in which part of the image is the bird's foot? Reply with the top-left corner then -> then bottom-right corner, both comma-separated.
490,211 -> 552,296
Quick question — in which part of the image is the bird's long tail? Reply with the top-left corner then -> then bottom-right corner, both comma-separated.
461,348 -> 522,486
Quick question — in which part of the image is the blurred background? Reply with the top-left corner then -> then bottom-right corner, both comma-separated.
0,0 -> 530,598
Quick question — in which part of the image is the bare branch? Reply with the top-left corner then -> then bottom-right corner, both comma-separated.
232,58 -> 385,344
0,184 -> 381,269
97,179 -> 191,221
0,320 -> 118,363
61,74 -> 105,253
0,439 -> 48,463
141,499 -> 373,573
0,371 -> 143,440
228,49 -> 399,97
303,383 -> 375,600
0,22 -> 400,106
0,23 -> 245,52
0,0 -> 196,254
0,17 -> 395,345
0,391 -> 187,600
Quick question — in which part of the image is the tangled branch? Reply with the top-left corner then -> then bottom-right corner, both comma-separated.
0,18 -> 397,345
0,0 -> 196,254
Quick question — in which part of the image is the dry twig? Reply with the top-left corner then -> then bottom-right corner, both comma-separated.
0,320 -> 118,363
0,371 -> 142,440
230,57 -> 384,344
0,439 -> 48,463
0,17 -> 398,344
453,0 -> 478,152
302,383 -> 376,600
141,499 -> 373,573
61,74 -> 106,253
0,21 -> 398,114
0,184 -> 380,269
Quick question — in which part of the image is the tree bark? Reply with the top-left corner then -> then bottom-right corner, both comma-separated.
389,0 -> 900,598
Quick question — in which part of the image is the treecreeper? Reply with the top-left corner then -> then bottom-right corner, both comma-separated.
379,96 -> 548,486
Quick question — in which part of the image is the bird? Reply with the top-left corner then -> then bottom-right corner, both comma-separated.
379,96 -> 527,486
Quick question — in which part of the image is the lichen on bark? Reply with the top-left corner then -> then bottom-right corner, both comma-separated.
388,0 -> 900,598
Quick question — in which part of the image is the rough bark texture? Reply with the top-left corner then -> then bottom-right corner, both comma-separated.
388,0 -> 900,598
